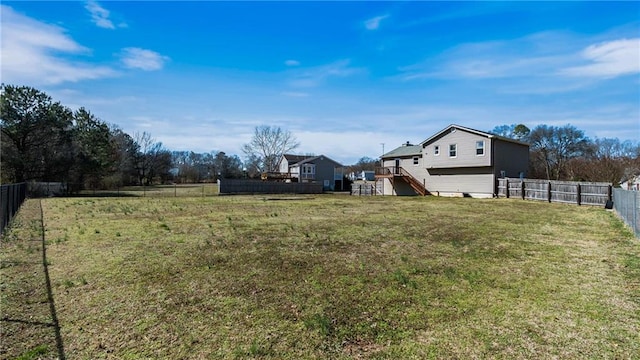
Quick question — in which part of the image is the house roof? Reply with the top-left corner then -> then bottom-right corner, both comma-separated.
282,154 -> 312,164
420,124 -> 530,147
283,154 -> 344,167
381,144 -> 422,159
620,172 -> 640,184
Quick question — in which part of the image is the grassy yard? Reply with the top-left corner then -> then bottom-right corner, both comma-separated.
1,195 -> 639,359
77,183 -> 219,198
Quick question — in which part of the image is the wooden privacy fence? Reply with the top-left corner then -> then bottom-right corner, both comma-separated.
497,178 -> 612,206
1,182 -> 27,235
219,179 -> 323,194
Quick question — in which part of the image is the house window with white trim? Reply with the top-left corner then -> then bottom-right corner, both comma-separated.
413,156 -> 419,166
449,144 -> 457,157
476,140 -> 485,156
300,164 -> 315,179
434,145 -> 440,156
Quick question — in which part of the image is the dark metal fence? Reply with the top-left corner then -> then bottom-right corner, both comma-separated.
497,178 -> 612,206
1,182 -> 27,235
612,188 -> 639,238
27,182 -> 68,197
219,179 -> 323,194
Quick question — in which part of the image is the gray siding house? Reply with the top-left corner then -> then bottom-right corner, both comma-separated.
279,154 -> 345,191
378,124 -> 529,197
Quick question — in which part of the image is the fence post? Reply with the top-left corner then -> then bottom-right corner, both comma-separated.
505,178 -> 509,198
577,184 -> 581,206
548,181 -> 552,203
521,180 -> 525,200
607,185 -> 612,202
635,192 -> 638,236
1,183 -> 28,235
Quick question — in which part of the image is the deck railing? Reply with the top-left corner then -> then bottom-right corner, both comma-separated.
375,167 -> 395,176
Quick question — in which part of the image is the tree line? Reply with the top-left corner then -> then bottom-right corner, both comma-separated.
492,124 -> 640,183
0,84 -> 247,189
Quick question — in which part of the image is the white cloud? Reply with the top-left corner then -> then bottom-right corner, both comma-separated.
397,33 -> 574,81
560,38 -> 640,78
288,59 -> 365,88
85,0 -> 115,29
0,5 -> 117,85
364,14 -> 389,30
285,59 -> 300,66
396,32 -> 640,94
120,47 -> 169,71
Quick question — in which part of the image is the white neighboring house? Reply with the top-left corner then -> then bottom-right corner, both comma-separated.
620,174 -> 640,191
278,154 -> 345,191
377,124 -> 530,198
348,170 -> 375,181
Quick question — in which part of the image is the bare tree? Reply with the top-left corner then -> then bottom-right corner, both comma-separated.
132,131 -> 170,185
242,125 -> 300,172
349,157 -> 378,173
528,124 -> 591,180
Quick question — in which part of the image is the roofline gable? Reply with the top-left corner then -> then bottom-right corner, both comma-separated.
420,124 -> 529,147
381,145 -> 422,159
286,154 -> 344,167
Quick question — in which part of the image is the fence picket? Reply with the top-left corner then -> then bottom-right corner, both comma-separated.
498,178 -> 611,206
1,183 -> 27,235
612,188 -> 640,238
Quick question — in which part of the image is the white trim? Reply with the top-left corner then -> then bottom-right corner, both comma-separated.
475,140 -> 485,156
449,143 -> 457,158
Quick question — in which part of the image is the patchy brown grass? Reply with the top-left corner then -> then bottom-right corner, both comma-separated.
2,195 -> 639,359
1,200 -> 62,360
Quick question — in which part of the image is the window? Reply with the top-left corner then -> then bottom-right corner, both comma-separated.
476,140 -> 485,156
413,156 -> 419,166
449,144 -> 457,157
434,145 -> 440,156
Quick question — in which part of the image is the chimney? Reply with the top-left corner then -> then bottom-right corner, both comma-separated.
403,141 -> 412,146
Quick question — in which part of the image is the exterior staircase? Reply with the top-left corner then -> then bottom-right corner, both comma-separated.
375,167 -> 430,196
397,167 -> 430,196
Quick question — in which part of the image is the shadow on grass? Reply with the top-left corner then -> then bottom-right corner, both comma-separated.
0,200 -> 66,359
28,192 -> 139,198
65,192 -> 139,198
38,199 -> 66,360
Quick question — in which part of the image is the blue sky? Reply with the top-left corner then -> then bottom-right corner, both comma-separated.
2,1 -> 639,165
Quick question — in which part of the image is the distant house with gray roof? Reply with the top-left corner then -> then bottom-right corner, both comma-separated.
377,124 -> 529,197
278,154 -> 345,191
